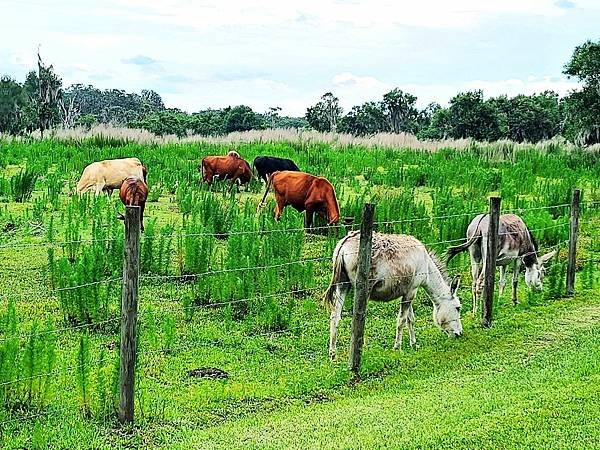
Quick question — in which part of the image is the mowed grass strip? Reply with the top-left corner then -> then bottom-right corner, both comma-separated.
171,295 -> 600,450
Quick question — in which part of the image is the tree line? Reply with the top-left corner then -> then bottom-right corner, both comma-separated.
0,41 -> 598,144
307,40 -> 600,145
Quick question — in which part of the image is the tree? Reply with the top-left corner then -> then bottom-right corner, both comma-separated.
490,92 -> 560,142
223,105 -> 264,133
562,40 -> 600,144
28,52 -> 63,137
381,88 -> 418,134
447,90 -> 506,141
0,77 -> 30,134
265,106 -> 282,128
306,92 -> 342,132
418,107 -> 452,140
339,102 -> 385,136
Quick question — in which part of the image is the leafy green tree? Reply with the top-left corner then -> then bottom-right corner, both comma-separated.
0,77 -> 30,134
491,92 -> 560,142
223,105 -> 264,133
306,92 -> 342,132
447,90 -> 506,141
189,109 -> 225,135
265,106 -> 282,128
381,88 -> 418,134
562,40 -> 600,145
418,107 -> 452,139
339,102 -> 385,136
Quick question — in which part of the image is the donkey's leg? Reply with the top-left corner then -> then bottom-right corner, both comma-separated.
407,303 -> 417,348
498,266 -> 507,296
512,258 -> 521,306
329,285 -> 348,361
470,260 -> 481,315
393,297 -> 408,350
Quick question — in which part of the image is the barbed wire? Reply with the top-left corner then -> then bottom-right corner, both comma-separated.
0,403 -> 76,429
0,352 -> 115,388
0,317 -> 120,344
0,277 -> 122,300
0,202 -> 577,253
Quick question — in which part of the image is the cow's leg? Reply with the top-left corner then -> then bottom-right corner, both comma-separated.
94,182 -> 105,196
140,202 -> 146,232
329,283 -> 349,360
512,258 -> 521,306
304,210 -> 314,230
274,194 -> 285,221
498,266 -> 507,296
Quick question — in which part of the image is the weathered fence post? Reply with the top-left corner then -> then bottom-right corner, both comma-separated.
119,206 -> 141,425
566,189 -> 581,296
482,196 -> 501,328
349,203 -> 375,377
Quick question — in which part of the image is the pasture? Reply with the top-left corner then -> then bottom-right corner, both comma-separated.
0,137 -> 599,449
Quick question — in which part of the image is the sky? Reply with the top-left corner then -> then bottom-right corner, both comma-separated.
1,0 -> 599,116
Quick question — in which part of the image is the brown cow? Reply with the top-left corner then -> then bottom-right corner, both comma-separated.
258,171 -> 340,226
119,177 -> 148,231
200,152 -> 252,191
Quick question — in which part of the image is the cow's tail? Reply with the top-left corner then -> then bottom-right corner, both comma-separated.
323,238 -> 351,311
142,164 -> 148,184
445,214 -> 487,262
257,173 -> 273,210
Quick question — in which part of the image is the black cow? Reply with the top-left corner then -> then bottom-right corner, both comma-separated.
253,156 -> 300,182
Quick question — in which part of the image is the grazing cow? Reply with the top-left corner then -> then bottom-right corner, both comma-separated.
200,152 -> 252,191
324,232 -> 462,360
77,157 -> 147,195
258,171 -> 340,226
253,156 -> 300,183
446,213 -> 556,312
119,177 -> 148,231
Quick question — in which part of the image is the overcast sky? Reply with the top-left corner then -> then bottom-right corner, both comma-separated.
2,0 -> 599,116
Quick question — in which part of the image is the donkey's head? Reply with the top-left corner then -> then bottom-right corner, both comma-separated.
524,250 -> 556,291
433,276 -> 463,338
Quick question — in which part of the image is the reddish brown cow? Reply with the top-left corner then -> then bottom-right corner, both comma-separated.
200,153 -> 252,191
119,177 -> 148,231
258,171 -> 340,226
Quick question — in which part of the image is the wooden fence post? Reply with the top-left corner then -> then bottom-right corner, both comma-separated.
566,189 -> 581,296
349,203 -> 375,377
119,206 -> 141,425
482,196 -> 501,328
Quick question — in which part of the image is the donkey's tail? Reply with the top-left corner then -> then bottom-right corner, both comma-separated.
445,234 -> 479,262
323,234 -> 355,310
445,214 -> 487,262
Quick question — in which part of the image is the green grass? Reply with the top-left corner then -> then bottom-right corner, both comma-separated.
0,138 -> 599,448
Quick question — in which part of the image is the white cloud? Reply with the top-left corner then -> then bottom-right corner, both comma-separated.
114,0 -> 586,30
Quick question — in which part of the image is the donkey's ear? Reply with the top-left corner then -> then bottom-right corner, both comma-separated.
450,276 -> 461,294
539,250 -> 557,265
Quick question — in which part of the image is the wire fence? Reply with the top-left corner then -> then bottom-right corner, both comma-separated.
0,199 -> 597,429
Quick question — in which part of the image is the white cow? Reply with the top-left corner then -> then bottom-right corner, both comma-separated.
76,157 -> 146,195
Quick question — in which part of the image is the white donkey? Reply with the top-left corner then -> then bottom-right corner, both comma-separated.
446,213 -> 556,313
323,231 -> 463,360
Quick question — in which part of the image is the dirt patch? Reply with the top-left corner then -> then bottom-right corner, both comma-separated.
187,367 -> 229,380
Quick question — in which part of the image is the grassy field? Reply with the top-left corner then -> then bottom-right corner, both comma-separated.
0,137 -> 598,449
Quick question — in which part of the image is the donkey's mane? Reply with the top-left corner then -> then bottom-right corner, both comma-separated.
428,250 -> 450,284
523,229 -> 539,267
